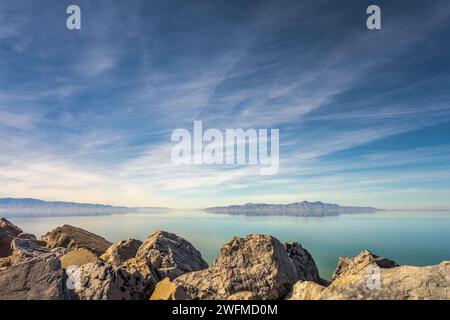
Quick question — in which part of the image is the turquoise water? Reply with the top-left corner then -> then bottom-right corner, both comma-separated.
9,210 -> 450,280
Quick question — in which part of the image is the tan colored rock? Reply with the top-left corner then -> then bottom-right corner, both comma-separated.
0,256 -> 12,268
136,231 -> 208,280
332,250 -> 398,280
42,225 -> 112,256
227,292 -> 259,300
150,277 -> 192,300
60,248 -> 99,269
101,239 -> 142,266
288,251 -> 450,300
286,281 -> 325,300
175,234 -> 319,300
121,257 -> 160,298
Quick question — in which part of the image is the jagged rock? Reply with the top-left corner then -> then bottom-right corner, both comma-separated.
174,234 -> 319,300
66,261 -> 148,300
227,292 -> 260,300
9,238 -> 53,264
0,218 -> 22,237
101,239 -> 142,266
120,257 -> 160,299
284,242 -> 320,281
42,225 -> 112,256
288,251 -> 450,300
0,253 -> 68,300
60,247 -> 99,269
150,277 -> 192,300
286,281 -> 326,300
332,250 -> 398,280
0,218 -> 23,258
136,231 -> 208,280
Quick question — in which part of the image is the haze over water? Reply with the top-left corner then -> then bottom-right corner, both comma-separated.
8,210 -> 450,279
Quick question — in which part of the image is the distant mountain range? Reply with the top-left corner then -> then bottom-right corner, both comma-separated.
0,198 -> 168,217
205,201 -> 381,217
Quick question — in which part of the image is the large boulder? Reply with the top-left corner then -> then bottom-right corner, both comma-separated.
174,234 -> 320,300
284,242 -> 320,281
0,218 -> 23,258
120,257 -> 160,299
136,231 -> 208,280
66,261 -> 148,300
101,239 -> 142,266
288,251 -> 450,300
0,253 -> 68,300
42,225 -> 112,256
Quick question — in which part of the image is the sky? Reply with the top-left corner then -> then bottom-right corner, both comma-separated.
0,0 -> 450,209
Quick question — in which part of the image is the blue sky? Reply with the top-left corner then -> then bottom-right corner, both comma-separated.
0,0 -> 450,209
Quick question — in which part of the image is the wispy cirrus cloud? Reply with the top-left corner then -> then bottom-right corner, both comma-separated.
1,0 -> 450,209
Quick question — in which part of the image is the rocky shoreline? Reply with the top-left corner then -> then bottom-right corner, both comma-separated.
0,217 -> 448,300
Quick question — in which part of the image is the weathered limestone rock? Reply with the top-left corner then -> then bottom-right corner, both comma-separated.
227,291 -> 260,300
9,238 -> 53,264
42,225 -> 112,256
284,242 -> 320,282
174,234 -> 319,300
332,250 -> 398,280
66,261 -> 147,300
0,218 -> 23,258
0,253 -> 68,300
150,277 -> 192,300
101,239 -> 142,266
0,218 -> 22,236
120,257 -> 160,299
60,247 -> 99,269
288,251 -> 450,300
136,231 -> 208,280
286,280 -> 326,300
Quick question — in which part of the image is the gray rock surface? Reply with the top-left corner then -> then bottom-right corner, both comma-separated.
174,234 -> 320,300
42,225 -> 112,256
136,231 -> 208,280
101,239 -> 142,266
0,218 -> 23,258
284,242 -> 320,282
66,261 -> 148,300
0,252 -> 68,300
0,217 -> 23,236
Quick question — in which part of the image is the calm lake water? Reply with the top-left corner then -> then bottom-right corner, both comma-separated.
8,210 -> 450,280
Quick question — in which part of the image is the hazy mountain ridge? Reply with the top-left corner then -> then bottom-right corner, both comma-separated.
0,198 -> 168,217
205,201 -> 381,217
